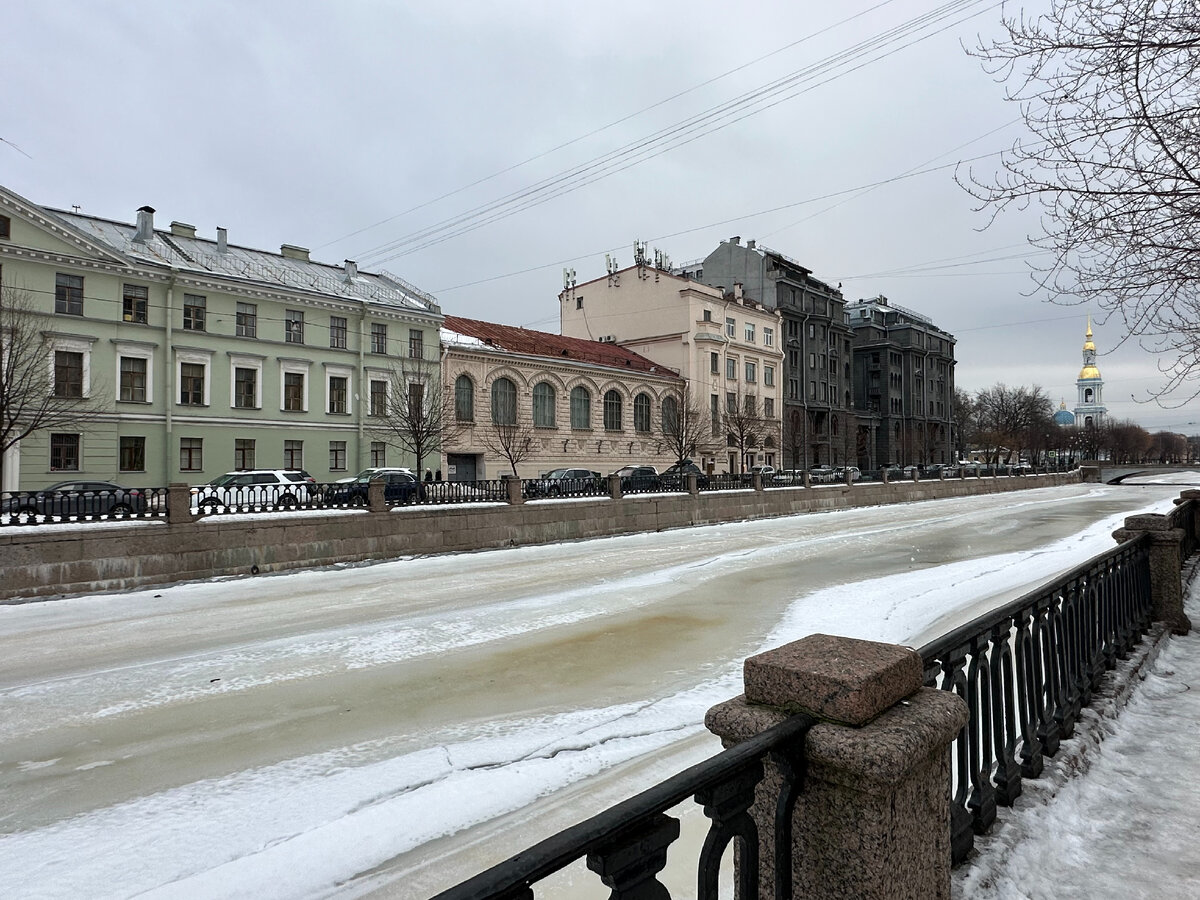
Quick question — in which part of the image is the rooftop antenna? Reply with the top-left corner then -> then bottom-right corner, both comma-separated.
607,254 -> 620,286
562,267 -> 577,291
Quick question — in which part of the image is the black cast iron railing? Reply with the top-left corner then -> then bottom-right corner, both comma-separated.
432,712 -> 815,900
1,486 -> 168,525
919,535 -> 1154,863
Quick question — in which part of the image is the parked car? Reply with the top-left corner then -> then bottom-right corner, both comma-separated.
659,460 -> 709,490
612,465 -> 660,491
1,480 -> 150,518
192,469 -> 316,510
809,465 -> 837,484
523,468 -> 604,498
750,465 -> 776,482
833,466 -> 861,482
334,466 -> 415,485
324,469 -> 420,506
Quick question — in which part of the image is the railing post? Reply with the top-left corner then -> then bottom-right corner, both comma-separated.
166,482 -> 195,524
802,471 -> 812,488
752,472 -> 763,492
881,468 -> 889,484
608,473 -> 622,500
706,634 -> 967,900
503,474 -> 524,505
1112,513 -> 1190,635
686,473 -> 699,496
367,478 -> 386,512
843,468 -> 853,487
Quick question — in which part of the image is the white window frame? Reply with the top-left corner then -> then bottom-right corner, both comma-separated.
325,363 -> 354,415
113,340 -> 155,403
228,352 -> 265,410
725,317 -> 736,338
365,366 -> 390,417
745,323 -> 755,343
763,326 -> 774,347
279,358 -> 311,412
175,348 -> 214,407
47,335 -> 96,399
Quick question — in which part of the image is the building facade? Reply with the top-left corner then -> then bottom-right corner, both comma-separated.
559,257 -> 784,474
440,316 -> 685,479
0,184 -> 442,490
845,295 -> 956,468
679,237 -> 855,469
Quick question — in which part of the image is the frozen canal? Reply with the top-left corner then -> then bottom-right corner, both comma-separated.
0,480 -> 1193,899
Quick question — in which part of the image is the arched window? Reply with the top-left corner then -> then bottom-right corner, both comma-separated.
570,386 -> 591,429
454,375 -> 474,422
634,393 -> 651,432
662,396 -> 680,435
1085,388 -> 1094,402
533,381 -> 556,427
603,390 -> 623,431
491,377 -> 517,425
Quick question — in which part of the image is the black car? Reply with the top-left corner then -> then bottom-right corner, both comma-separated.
324,470 -> 420,506
2,480 -> 150,519
523,468 -> 604,498
659,460 -> 708,490
613,465 -> 660,492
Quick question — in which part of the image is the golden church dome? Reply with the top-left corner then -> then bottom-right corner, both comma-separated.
1079,365 -> 1101,380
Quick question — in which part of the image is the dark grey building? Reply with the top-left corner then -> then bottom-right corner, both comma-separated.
678,238 -> 859,469
845,296 -> 956,468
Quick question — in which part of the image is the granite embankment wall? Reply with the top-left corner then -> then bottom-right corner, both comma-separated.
0,471 -> 1081,603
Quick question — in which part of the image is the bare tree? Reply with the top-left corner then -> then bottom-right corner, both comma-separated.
368,353 -> 458,481
1,281 -> 102,488
723,392 -> 771,474
661,382 -> 710,466
783,408 -> 808,470
952,387 -> 976,461
476,383 -> 537,477
973,384 -> 1054,464
963,1 -> 1200,394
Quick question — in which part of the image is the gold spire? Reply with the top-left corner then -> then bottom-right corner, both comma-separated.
1083,315 -> 1095,352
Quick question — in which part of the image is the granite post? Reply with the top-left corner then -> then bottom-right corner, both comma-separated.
706,634 -> 967,900
1113,511 -> 1190,634
166,483 -> 195,524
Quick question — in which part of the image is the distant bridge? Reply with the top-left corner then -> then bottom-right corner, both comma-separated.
1100,463 -> 1200,485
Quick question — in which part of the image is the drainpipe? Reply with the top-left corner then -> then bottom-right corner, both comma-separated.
164,269 -> 177,484
358,300 -> 368,469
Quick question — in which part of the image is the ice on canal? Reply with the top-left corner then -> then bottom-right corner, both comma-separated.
0,480 -> 1194,898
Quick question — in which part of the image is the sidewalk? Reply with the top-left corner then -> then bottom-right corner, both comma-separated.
954,570 -> 1200,899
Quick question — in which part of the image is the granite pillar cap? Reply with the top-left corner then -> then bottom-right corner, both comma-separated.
744,633 -> 923,726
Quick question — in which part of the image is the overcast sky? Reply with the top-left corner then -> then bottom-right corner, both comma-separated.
7,0 -> 1197,433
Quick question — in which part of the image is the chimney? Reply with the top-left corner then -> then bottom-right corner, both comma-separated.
280,244 -> 310,261
133,206 -> 155,243
170,221 -> 196,239
216,227 -> 228,253
733,282 -> 744,300
747,239 -> 756,250
344,259 -> 358,282
729,235 -> 741,245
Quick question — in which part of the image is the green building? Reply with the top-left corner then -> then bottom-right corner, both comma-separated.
0,184 -> 443,490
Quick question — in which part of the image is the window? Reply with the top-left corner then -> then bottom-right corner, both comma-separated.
119,436 -> 145,472
764,326 -> 774,347
810,380 -> 817,400
183,294 -> 206,331
54,351 -> 83,398
808,323 -> 815,339
603,390 -> 622,430
533,382 -> 556,427
726,358 -> 737,380
234,438 -> 255,470
576,296 -> 583,309
745,361 -> 757,383
764,365 -> 775,387
744,395 -> 756,416
330,316 -> 347,349
408,381 -> 424,419
370,378 -> 388,417
329,441 -> 347,471
236,302 -> 257,338
710,352 -> 720,374
454,375 -> 474,422
409,328 -> 424,359
809,353 -> 816,370
234,367 -> 258,408
370,323 -> 387,354
745,323 -> 755,343
123,285 -> 148,324
50,434 -> 80,471
284,440 -> 303,468
764,398 -> 775,418
180,437 -> 203,472
180,363 -> 206,405
788,379 -> 799,400
570,386 -> 591,429
703,309 -> 713,322
726,392 -> 737,413
634,393 -> 651,432
55,273 -> 84,316
711,394 -> 720,433
119,357 -> 147,402
491,377 -> 517,425
328,375 -> 348,414
284,372 -> 305,411
285,309 -> 304,344
726,317 -> 736,338
662,396 -> 680,435
370,441 -> 386,466
0,214 -> 9,239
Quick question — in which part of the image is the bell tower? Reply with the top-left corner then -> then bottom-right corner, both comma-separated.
1073,317 -> 1106,428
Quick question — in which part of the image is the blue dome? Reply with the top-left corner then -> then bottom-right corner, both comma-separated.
1053,408 -> 1076,426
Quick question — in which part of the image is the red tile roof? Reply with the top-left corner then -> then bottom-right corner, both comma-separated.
443,316 -> 676,376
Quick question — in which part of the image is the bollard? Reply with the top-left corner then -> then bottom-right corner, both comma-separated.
503,473 -> 524,505
608,472 -> 622,500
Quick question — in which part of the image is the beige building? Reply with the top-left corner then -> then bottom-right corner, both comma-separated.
440,316 -> 685,480
559,262 -> 784,473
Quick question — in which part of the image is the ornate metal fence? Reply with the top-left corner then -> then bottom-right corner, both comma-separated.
1,486 -> 168,526
432,713 -> 815,900
919,536 -> 1154,863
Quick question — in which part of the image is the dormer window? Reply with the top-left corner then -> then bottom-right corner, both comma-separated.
0,215 -> 10,239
